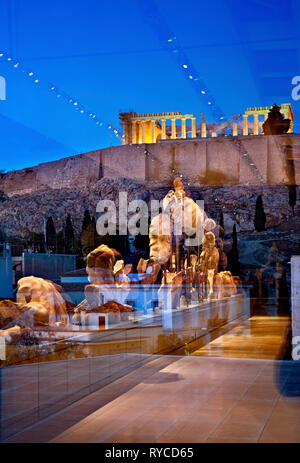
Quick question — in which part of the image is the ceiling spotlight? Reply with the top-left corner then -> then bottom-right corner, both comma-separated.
183,64 -> 188,68
73,102 -> 78,106
7,57 -> 12,61
201,90 -> 205,94
28,72 -> 33,76
189,75 -> 193,79
208,101 -> 212,105
13,62 -> 19,68
34,79 -> 39,83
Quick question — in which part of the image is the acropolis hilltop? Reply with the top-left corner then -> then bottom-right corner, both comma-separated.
119,104 -> 294,143
0,103 -> 299,198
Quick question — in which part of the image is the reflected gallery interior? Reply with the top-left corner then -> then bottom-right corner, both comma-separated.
0,1 -> 300,443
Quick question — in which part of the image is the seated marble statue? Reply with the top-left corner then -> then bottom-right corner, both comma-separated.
86,244 -> 116,284
17,276 -> 69,327
73,245 -> 131,322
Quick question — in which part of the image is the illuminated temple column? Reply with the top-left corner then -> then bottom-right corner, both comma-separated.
201,122 -> 207,138
262,114 -> 267,134
191,117 -> 196,138
151,120 -> 156,143
181,118 -> 186,138
171,118 -> 176,139
243,115 -> 248,136
254,114 -> 259,135
132,122 -> 137,144
161,119 -> 166,140
122,122 -> 127,144
283,112 -> 293,133
232,122 -> 238,136
142,121 -> 146,143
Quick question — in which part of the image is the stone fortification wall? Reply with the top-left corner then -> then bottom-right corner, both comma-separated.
1,134 -> 300,197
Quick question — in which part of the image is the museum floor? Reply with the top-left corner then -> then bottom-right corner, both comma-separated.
3,351 -> 300,443
192,315 -> 291,359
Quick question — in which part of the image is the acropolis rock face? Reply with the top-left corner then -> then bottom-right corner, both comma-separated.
1,134 -> 300,197
0,135 -> 299,274
0,178 -> 298,239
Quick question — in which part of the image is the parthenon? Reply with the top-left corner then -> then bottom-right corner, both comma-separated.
119,111 -> 196,144
119,104 -> 294,144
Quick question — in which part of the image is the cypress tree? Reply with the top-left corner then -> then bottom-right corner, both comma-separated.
254,195 -> 266,232
219,211 -> 224,236
56,229 -> 65,254
232,223 -> 237,247
0,227 -> 6,242
228,224 -> 240,275
288,185 -> 296,215
64,214 -> 74,253
82,209 -> 91,232
36,233 -> 45,253
45,216 -> 56,252
81,216 -> 97,256
0,190 -> 7,203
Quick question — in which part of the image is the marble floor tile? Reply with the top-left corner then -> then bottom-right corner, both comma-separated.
3,354 -> 300,444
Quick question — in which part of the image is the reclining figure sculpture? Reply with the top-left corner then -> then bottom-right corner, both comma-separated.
16,276 -> 70,327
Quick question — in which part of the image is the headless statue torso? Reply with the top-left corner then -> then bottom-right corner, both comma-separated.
200,232 -> 219,298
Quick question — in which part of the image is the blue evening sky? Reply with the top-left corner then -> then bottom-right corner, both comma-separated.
0,0 -> 299,171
